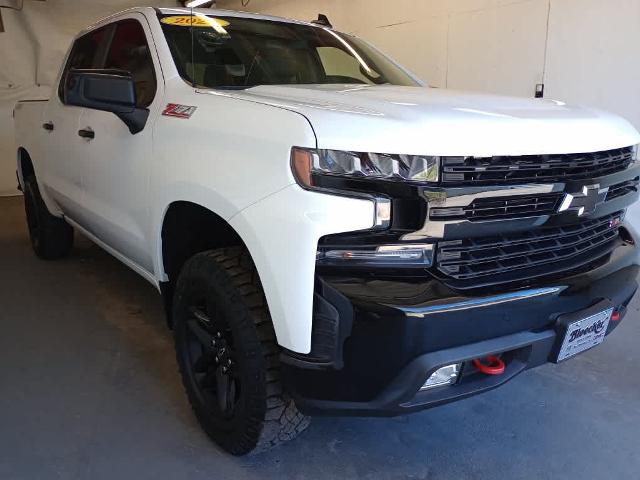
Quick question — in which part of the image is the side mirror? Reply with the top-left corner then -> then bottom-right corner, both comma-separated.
64,69 -> 149,134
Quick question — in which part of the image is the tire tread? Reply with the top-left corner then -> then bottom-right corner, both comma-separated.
173,247 -> 309,455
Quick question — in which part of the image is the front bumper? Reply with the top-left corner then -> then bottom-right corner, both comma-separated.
282,234 -> 639,416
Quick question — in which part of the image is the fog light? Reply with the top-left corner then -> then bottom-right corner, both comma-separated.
420,363 -> 461,391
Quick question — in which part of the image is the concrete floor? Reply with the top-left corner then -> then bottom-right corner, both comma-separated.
1,195 -> 639,480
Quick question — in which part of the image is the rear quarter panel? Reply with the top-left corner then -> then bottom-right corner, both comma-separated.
14,100 -> 48,187
13,99 -> 65,215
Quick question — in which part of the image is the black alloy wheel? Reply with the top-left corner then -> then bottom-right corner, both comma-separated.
173,248 -> 309,455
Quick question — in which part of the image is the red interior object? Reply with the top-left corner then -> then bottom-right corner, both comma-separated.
611,311 -> 621,322
473,355 -> 506,375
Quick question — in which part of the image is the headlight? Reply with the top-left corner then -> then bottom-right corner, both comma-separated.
291,148 -> 440,188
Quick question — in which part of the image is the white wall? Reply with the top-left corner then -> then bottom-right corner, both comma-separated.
545,0 -> 640,129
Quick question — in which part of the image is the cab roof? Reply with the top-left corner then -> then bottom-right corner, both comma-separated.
156,6 -> 319,28
79,6 -> 329,42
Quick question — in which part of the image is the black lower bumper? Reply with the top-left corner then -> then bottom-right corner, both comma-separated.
282,234 -> 639,417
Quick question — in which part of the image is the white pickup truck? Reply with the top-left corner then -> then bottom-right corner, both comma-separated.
14,6 -> 640,455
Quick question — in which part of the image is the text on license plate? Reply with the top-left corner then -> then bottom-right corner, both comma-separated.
556,308 -> 613,362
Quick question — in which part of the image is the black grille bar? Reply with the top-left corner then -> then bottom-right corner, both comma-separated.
606,178 -> 639,201
430,193 -> 563,221
430,177 -> 637,222
442,147 -> 634,185
436,213 -> 622,282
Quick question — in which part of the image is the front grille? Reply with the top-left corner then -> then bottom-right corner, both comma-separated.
430,193 -> 563,221
436,213 -> 622,282
442,147 -> 634,185
606,178 -> 639,201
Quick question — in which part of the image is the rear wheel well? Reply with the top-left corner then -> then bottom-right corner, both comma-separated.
160,202 -> 246,324
18,148 -> 35,182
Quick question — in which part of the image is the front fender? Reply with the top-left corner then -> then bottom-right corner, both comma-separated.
229,184 -> 375,353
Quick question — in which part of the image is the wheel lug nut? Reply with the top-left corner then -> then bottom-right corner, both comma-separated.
222,366 -> 228,373
227,359 -> 232,366
215,356 -> 219,363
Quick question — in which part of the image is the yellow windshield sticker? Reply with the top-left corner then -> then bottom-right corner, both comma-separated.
161,16 -> 230,28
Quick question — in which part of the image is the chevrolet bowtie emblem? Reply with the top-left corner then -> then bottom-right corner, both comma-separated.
558,184 -> 609,216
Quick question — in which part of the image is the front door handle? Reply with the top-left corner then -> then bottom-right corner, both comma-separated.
43,122 -> 54,131
78,128 -> 95,140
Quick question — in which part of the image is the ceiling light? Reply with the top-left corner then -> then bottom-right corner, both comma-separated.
185,0 -> 214,8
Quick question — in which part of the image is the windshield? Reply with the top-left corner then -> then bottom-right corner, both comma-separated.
159,13 -> 420,89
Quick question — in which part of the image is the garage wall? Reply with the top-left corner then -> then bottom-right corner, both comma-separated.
545,0 -> 640,130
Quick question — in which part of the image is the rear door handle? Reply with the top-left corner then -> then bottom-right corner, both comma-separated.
43,122 -> 54,131
78,128 -> 95,140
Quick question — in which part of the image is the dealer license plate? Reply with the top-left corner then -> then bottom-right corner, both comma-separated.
556,308 -> 613,362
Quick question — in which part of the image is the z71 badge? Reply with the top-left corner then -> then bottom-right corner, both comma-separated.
162,104 -> 198,119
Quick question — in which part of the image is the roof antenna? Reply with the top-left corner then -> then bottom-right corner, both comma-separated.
311,14 -> 332,28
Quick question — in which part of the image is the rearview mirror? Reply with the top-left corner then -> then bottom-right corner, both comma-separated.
64,69 -> 149,134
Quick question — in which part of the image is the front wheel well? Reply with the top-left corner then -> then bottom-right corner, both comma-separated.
160,202 -> 247,323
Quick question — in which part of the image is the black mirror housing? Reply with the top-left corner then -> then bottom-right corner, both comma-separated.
64,69 -> 149,134
65,69 -> 136,113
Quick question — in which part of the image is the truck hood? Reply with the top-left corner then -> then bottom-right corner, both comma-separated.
203,84 -> 640,156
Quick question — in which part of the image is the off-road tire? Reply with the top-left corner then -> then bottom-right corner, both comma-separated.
23,175 -> 74,260
173,247 -> 310,455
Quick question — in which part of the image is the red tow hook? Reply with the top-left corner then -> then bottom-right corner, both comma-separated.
473,355 -> 506,375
